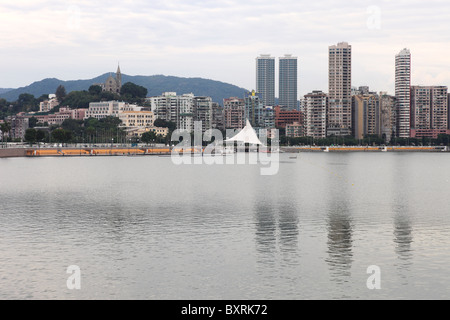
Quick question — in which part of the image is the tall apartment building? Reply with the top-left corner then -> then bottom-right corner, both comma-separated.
380,93 -> 396,143
5,115 -> 29,141
410,86 -> 450,139
304,91 -> 327,138
279,54 -> 298,109
328,42 -> 352,136
148,92 -> 213,132
211,103 -> 224,131
256,54 -> 275,107
194,96 -> 213,133
148,92 -> 179,124
177,93 -> 195,132
223,97 -> 245,130
352,94 -> 381,140
395,48 -> 411,138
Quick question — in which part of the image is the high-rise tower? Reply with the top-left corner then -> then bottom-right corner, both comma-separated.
279,54 -> 298,110
256,54 -> 275,107
327,42 -> 352,136
395,48 -> 411,138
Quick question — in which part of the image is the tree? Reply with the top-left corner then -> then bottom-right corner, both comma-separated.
16,93 -> 38,112
141,131 -> 157,145
154,119 -> 176,132
24,128 -> 37,144
1,121 -> 11,145
36,129 -> 47,143
88,85 -> 102,96
55,85 -> 67,103
120,82 -> 148,103
52,128 -> 71,143
29,117 -> 38,128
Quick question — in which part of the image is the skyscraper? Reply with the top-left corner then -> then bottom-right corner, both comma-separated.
279,54 -> 298,110
395,48 -> 411,138
327,42 -> 352,136
256,54 -> 275,107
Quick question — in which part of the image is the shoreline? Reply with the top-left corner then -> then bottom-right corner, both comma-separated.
1,145 -> 449,158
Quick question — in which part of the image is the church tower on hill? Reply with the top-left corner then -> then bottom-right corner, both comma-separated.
102,64 -> 122,94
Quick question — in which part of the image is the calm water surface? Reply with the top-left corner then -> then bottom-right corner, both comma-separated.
0,153 -> 450,299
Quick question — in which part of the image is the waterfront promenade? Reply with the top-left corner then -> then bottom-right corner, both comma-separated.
0,145 -> 448,158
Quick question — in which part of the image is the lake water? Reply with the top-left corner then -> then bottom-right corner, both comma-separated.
0,152 -> 450,300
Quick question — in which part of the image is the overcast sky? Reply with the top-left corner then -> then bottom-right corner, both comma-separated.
1,0 -> 449,98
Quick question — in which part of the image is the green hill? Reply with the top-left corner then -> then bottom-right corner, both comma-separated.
0,74 -> 249,106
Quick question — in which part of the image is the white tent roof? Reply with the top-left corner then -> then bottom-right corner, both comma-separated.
225,119 -> 264,145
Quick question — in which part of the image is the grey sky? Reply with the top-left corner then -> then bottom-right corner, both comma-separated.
1,0 -> 449,98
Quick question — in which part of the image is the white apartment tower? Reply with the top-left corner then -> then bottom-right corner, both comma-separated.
279,54 -> 298,110
328,42 -> 352,136
256,54 -> 275,107
395,48 -> 411,138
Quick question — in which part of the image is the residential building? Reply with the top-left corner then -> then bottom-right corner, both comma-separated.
223,97 -> 245,130
39,96 -> 59,113
148,92 -> 179,124
380,93 -> 396,143
304,91 -> 327,138
285,122 -> 305,138
410,86 -> 450,139
328,42 -> 352,136
211,103 -> 224,131
194,96 -> 213,133
395,48 -> 411,138
274,105 -> 303,129
352,94 -> 381,140
256,54 -> 275,107
5,115 -> 29,141
279,54 -> 298,109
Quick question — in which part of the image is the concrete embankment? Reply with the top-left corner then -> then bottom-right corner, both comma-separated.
1,147 -> 172,158
0,148 -> 28,158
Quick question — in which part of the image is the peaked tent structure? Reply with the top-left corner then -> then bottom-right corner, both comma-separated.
226,119 -> 264,146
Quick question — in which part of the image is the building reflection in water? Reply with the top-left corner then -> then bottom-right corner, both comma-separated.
325,204 -> 353,283
325,160 -> 353,284
391,155 -> 414,279
253,200 -> 299,265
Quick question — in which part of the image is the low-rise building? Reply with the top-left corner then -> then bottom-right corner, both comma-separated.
285,121 -> 305,138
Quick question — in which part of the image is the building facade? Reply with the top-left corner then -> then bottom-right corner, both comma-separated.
279,54 -> 298,109
5,115 -> 29,141
274,105 -> 303,129
328,42 -> 352,136
410,86 -> 450,139
39,96 -> 59,113
352,94 -> 381,140
194,96 -> 213,133
395,48 -> 411,138
223,97 -> 245,130
380,93 -> 396,143
285,122 -> 305,138
84,101 -> 135,120
256,54 -> 275,107
304,91 -> 327,138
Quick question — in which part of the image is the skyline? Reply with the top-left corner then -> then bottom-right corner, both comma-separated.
1,1 -> 450,97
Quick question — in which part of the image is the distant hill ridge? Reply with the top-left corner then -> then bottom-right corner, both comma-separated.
0,74 -> 250,105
